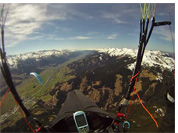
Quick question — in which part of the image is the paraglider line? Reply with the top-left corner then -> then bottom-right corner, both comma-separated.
136,92 -> 159,128
125,72 -> 139,120
14,97 -> 35,133
0,88 -> 10,107
125,78 -> 137,121
168,4 -> 175,62
168,25 -> 175,57
148,4 -> 158,18
130,72 -> 140,83
125,72 -> 159,128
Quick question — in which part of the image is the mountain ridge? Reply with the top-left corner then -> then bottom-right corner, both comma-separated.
7,48 -> 174,72
97,48 -> 174,72
0,48 -> 175,132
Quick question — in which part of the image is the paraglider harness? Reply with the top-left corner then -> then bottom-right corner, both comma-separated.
0,4 -> 171,133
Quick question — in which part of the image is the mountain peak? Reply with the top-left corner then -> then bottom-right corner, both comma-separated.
7,49 -> 73,68
97,48 -> 175,72
7,48 -> 175,72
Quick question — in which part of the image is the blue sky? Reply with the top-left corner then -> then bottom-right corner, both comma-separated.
0,3 -> 175,55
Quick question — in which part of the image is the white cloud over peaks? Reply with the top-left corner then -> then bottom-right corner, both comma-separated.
107,34 -> 117,39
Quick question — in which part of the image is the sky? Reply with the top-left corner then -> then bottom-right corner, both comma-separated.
0,3 -> 175,55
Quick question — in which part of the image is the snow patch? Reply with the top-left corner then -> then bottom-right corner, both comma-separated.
7,50 -> 72,68
97,48 -> 174,72
155,108 -> 165,117
156,73 -> 163,82
99,54 -> 103,61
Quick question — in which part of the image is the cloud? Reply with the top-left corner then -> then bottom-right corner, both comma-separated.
28,35 -> 44,40
100,4 -> 139,24
101,12 -> 126,24
2,3 -> 174,50
48,4 -> 93,20
69,36 -> 91,40
3,4 -> 48,47
128,33 -> 137,36
2,3 -> 96,47
154,26 -> 175,42
107,34 -> 117,39
39,35 -> 92,41
156,3 -> 175,17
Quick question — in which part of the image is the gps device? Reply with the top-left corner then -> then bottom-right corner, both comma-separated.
73,111 -> 89,132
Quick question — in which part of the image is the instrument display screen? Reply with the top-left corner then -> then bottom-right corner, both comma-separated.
75,114 -> 87,127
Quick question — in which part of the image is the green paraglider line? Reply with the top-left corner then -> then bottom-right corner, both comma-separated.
149,4 -> 157,18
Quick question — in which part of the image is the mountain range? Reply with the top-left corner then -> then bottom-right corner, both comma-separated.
0,48 -> 175,132
7,48 -> 174,73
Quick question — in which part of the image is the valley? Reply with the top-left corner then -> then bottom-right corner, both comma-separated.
0,48 -> 175,132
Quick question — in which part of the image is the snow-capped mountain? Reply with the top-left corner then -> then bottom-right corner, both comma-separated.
7,49 -> 73,68
1,48 -> 175,132
6,48 -> 174,74
97,48 -> 175,72
5,49 -> 92,76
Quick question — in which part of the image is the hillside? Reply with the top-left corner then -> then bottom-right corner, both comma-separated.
0,50 -> 92,96
0,48 -> 175,132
